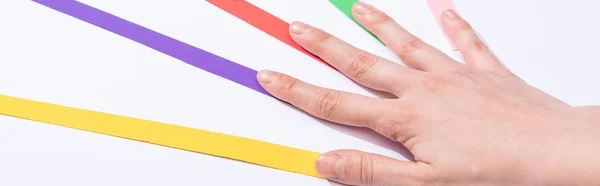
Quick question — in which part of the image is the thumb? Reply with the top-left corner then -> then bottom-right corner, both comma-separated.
315,150 -> 431,186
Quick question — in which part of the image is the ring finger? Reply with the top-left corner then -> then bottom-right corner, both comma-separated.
352,2 -> 463,72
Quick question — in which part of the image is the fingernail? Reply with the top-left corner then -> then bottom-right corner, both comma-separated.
257,70 -> 275,84
316,154 -> 340,178
353,2 -> 374,15
290,22 -> 309,35
354,1 -> 373,15
444,9 -> 459,20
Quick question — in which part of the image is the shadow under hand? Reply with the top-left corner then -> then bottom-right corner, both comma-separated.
327,180 -> 347,186
280,101 -> 415,162
317,119 -> 415,161
355,81 -> 398,99
279,71 -> 416,162
342,79 -> 415,160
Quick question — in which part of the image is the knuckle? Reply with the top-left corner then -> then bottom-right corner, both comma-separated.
453,21 -> 490,52
468,39 -> 490,52
340,154 -> 374,185
451,18 -> 474,36
314,90 -> 342,119
310,31 -> 333,55
420,75 -> 453,92
370,10 -> 392,25
367,11 -> 393,34
456,20 -> 474,33
347,51 -> 379,79
358,155 -> 375,185
398,36 -> 427,58
279,75 -> 298,94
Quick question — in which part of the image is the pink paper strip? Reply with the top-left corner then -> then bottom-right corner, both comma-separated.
427,0 -> 459,51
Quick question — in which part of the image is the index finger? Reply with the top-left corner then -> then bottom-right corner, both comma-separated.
256,70 -> 389,131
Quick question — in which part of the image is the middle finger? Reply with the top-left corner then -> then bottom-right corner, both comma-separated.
289,21 -> 422,95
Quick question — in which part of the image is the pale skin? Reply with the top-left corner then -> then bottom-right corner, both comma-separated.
256,2 -> 600,186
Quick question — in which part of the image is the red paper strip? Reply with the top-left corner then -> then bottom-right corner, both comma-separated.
207,0 -> 334,69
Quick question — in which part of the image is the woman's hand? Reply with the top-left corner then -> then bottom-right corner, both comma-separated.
256,2 -> 600,186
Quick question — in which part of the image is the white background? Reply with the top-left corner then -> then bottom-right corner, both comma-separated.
0,0 -> 598,185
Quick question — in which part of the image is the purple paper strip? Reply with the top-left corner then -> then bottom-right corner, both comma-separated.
32,0 -> 270,96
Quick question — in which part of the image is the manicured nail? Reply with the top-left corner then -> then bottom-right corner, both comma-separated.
444,9 -> 459,19
257,70 -> 275,84
316,154 -> 340,178
354,2 -> 374,15
290,22 -> 309,35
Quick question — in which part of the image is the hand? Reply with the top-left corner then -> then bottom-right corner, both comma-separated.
256,2 -> 600,186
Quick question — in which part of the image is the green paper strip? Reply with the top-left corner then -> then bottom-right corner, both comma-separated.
329,0 -> 384,45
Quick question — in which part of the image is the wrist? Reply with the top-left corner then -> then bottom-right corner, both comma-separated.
535,107 -> 600,186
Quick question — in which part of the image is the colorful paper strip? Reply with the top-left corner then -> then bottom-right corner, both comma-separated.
20,0 -> 324,178
0,94 -> 323,178
427,0 -> 459,50
206,0 -> 334,69
328,0 -> 384,45
33,0 -> 269,96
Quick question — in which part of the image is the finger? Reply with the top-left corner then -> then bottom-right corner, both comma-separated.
441,9 -> 515,77
316,150 -> 432,186
351,2 -> 462,72
289,22 -> 422,95
257,70 -> 386,128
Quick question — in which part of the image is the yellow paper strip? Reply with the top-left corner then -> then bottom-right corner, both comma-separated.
0,94 -> 323,178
